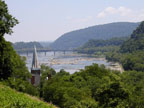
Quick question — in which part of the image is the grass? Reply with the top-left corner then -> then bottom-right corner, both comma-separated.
0,84 -> 56,108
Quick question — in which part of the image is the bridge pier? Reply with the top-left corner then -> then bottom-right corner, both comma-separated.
26,51 -> 28,56
45,52 -> 47,56
63,51 -> 65,55
54,51 -> 55,56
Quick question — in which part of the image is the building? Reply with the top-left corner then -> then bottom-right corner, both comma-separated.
31,46 -> 41,86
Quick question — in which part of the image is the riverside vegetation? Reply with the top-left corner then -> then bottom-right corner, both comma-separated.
1,0 -> 144,107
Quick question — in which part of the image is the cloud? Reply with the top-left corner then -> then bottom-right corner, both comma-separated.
105,7 -> 117,14
97,6 -> 144,22
97,6 -> 132,18
118,7 -> 132,16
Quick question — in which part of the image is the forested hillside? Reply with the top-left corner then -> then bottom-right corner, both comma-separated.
120,21 -> 144,53
13,42 -> 43,50
51,22 -> 139,50
77,37 -> 128,54
106,21 -> 144,72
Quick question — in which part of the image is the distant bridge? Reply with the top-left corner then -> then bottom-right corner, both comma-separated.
16,48 -> 77,56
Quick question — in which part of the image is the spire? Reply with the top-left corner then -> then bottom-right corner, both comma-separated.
31,45 -> 39,69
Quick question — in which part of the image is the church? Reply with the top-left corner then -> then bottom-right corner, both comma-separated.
31,46 -> 41,86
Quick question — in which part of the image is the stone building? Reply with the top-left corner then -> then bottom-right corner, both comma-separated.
31,46 -> 41,86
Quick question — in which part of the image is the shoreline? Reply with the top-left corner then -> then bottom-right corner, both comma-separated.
106,61 -> 124,73
76,53 -> 124,73
23,52 -> 124,73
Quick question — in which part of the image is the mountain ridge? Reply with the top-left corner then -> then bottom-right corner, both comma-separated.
51,22 -> 139,50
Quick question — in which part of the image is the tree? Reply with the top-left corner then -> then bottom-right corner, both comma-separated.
41,64 -> 56,80
0,0 -> 29,81
39,64 -> 56,97
94,82 -> 129,107
0,0 -> 18,80
120,21 -> 144,53
0,1 -> 38,96
0,0 -> 18,37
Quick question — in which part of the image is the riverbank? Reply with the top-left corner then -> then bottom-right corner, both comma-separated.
106,62 -> 124,73
22,52 -> 124,74
79,53 -> 124,73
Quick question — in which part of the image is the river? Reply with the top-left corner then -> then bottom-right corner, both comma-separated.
20,51 -> 123,74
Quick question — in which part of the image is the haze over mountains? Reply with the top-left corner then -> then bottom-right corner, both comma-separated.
51,22 -> 139,50
13,42 -> 43,50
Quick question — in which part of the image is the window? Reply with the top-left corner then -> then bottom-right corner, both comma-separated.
31,76 -> 35,85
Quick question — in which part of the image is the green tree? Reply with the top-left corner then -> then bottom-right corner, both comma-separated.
0,0 -> 18,37
0,38 -> 31,80
39,64 -> 56,97
41,64 -> 56,80
0,0 -> 36,97
42,64 -> 130,108
120,21 -> 144,53
0,0 -> 19,80
94,82 -> 129,107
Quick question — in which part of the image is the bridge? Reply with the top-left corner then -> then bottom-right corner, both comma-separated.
16,48 -> 77,56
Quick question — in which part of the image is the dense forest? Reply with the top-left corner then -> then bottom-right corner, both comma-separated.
120,21 -> 144,53
40,64 -> 144,108
77,37 -> 128,54
51,22 -> 139,50
106,21 -> 144,72
13,42 -> 43,50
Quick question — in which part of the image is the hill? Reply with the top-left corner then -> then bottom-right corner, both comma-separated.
106,21 -> 144,71
0,83 -> 56,108
120,21 -> 144,53
13,42 -> 43,50
77,37 -> 128,54
81,37 -> 128,48
51,22 -> 139,50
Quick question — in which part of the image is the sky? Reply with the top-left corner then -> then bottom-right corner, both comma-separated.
4,0 -> 144,42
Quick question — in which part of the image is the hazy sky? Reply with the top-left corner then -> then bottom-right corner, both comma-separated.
5,0 -> 144,42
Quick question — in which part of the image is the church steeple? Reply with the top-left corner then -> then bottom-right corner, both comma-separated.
31,46 -> 41,86
32,46 -> 39,69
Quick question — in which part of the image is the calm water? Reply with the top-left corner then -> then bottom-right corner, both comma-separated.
20,51 -> 111,74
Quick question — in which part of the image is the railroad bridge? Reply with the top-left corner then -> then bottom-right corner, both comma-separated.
16,48 -> 77,56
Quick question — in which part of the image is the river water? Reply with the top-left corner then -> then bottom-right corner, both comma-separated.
20,51 -> 122,74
